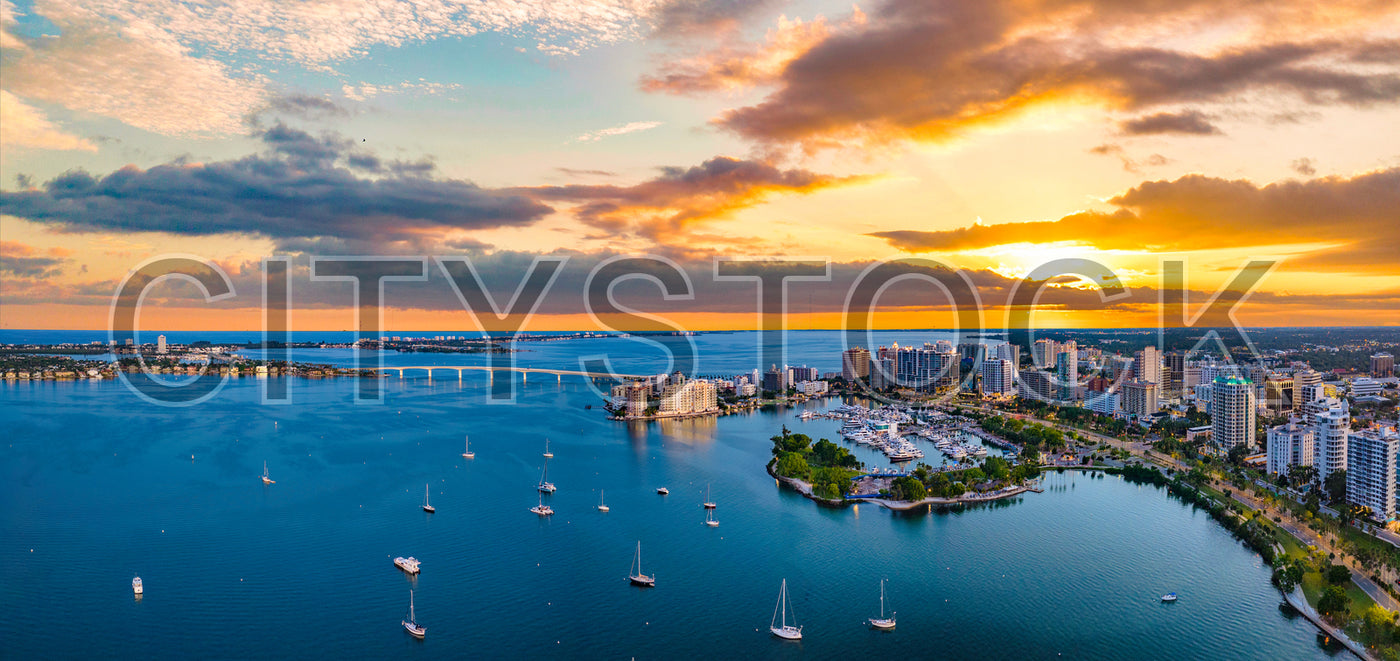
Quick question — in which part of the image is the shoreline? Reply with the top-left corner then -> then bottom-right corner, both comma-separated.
766,460 -> 1041,510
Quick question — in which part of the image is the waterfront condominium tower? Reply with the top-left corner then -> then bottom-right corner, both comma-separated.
1265,418 -> 1314,477
1346,428 -> 1398,521
1133,346 -> 1161,388
1211,375 -> 1256,451
841,347 -> 871,382
1306,397 -> 1350,485
980,358 -> 1014,397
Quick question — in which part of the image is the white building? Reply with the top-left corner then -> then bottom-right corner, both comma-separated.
1121,381 -> 1159,419
1306,398 -> 1350,485
658,377 -> 718,416
980,358 -> 1015,397
1211,375 -> 1256,450
1086,390 -> 1120,416
794,380 -> 828,396
1266,418 -> 1314,477
1347,427 -> 1398,521
1134,346 -> 1161,387
1351,378 -> 1383,397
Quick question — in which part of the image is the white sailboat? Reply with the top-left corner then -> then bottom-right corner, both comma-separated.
537,461 -> 556,493
261,461 -> 274,485
705,508 -> 719,527
542,438 -> 553,459
462,434 -> 474,459
770,579 -> 802,640
530,494 -> 553,516
628,541 -> 655,587
868,579 -> 896,630
402,589 -> 426,638
703,482 -> 716,509
421,484 -> 435,513
597,490 -> 609,512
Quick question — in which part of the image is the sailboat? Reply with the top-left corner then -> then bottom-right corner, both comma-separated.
261,461 -> 274,485
537,461 -> 556,493
462,435 -> 474,459
868,579 -> 896,630
628,541 -> 655,587
542,438 -> 553,459
402,589 -> 426,638
530,494 -> 553,516
597,490 -> 610,512
705,508 -> 719,527
422,484 -> 435,513
770,579 -> 802,640
703,482 -> 716,509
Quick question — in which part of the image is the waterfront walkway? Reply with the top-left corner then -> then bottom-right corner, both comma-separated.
369,365 -> 645,381
1282,589 -> 1372,660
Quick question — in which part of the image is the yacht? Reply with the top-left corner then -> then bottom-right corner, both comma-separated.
132,575 -> 143,595
261,461 -> 274,485
542,438 -> 553,459
462,435 -> 474,459
394,556 -> 421,574
628,541 -> 655,587
705,509 -> 719,527
597,490 -> 609,512
531,494 -> 553,516
770,579 -> 803,640
1161,592 -> 1178,602
868,579 -> 895,630
421,484 -> 435,513
703,483 -> 716,509
537,463 -> 556,493
402,589 -> 426,638
656,487 -> 669,495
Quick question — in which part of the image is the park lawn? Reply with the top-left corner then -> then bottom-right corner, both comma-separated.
1301,571 -> 1379,624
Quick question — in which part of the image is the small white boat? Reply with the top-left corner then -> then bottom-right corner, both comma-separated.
628,541 -> 655,587
531,494 -> 553,516
868,579 -> 895,630
462,435 -> 474,459
542,438 -> 553,459
703,483 -> 716,509
1161,592 -> 1178,602
261,461 -> 274,485
421,484 -> 435,513
394,556 -> 421,574
538,463 -> 556,493
656,487 -> 669,495
770,578 -> 802,640
597,490 -> 610,512
132,575 -> 143,595
705,509 -> 719,527
402,589 -> 426,638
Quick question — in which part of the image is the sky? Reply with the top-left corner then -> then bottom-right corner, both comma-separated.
0,0 -> 1397,332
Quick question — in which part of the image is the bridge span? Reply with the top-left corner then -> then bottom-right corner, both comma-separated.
368,365 -> 646,383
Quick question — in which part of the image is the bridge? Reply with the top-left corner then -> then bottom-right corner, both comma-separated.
368,365 -> 646,383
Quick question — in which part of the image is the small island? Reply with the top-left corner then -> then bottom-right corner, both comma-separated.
766,425 -> 1044,510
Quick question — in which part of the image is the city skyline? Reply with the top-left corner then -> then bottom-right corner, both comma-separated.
2,0 -> 1398,330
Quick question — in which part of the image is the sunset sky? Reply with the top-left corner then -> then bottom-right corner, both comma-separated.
1,0 -> 1397,331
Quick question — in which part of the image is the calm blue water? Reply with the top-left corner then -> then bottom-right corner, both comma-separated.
1,333 -> 1333,659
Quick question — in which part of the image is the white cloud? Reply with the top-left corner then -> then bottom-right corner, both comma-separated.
0,91 -> 97,151
341,79 -> 464,102
575,120 -> 664,142
3,2 -> 267,136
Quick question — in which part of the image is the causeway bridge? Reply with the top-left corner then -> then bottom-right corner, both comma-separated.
368,365 -> 646,382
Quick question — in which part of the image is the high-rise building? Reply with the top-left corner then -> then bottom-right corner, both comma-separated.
1164,351 -> 1185,397
1266,418 -> 1314,477
871,357 -> 895,390
994,343 -> 1020,373
1211,375 -> 1256,450
1085,390 -> 1119,416
157,335 -> 167,354
763,365 -> 788,392
1293,369 -> 1323,413
1133,346 -> 1161,388
1373,352 -> 1395,378
658,378 -> 718,416
841,347 -> 871,382
1307,398 -> 1350,485
980,358 -> 1014,397
1056,350 -> 1078,403
1032,339 -> 1059,369
1347,428 -> 1398,521
1352,378 -> 1383,397
1121,381 -> 1159,419
1017,370 -> 1055,402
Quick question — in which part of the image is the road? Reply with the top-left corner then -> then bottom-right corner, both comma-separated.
956,403 -> 1400,614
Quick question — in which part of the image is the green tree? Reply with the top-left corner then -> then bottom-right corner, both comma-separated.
890,476 -> 927,502
1363,605 -> 1394,644
1317,585 -> 1350,622
1325,469 -> 1348,503
775,452 -> 811,480
1327,563 -> 1352,585
982,456 -> 1011,481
